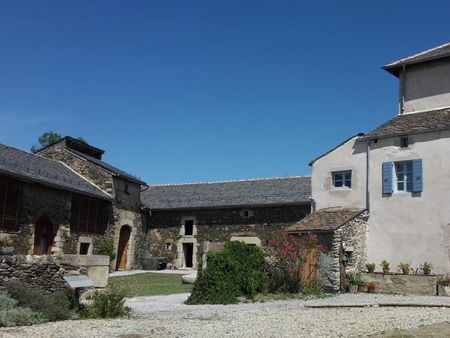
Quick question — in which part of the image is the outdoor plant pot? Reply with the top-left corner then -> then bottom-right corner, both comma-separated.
402,268 -> 410,275
349,284 -> 358,294
382,268 -> 390,274
0,247 -> 14,256
423,269 -> 431,276
367,267 -> 375,273
366,282 -> 376,293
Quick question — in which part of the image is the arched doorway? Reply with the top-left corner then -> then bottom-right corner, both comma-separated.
33,215 -> 55,255
116,225 -> 131,271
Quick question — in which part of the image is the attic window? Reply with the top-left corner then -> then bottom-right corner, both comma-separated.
240,209 -> 253,218
124,184 -> 130,195
400,137 -> 409,148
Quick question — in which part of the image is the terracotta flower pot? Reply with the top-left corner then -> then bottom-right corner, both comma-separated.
382,268 -> 390,274
367,267 -> 375,273
423,269 -> 431,276
402,268 -> 410,275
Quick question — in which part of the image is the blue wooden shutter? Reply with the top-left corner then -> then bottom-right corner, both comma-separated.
412,159 -> 423,192
382,162 -> 393,194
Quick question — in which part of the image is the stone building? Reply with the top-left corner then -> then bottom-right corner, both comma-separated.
0,137 -> 147,271
141,176 -> 311,269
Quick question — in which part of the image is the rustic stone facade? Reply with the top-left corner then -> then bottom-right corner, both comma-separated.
37,139 -> 146,270
145,204 -> 310,269
319,211 -> 369,292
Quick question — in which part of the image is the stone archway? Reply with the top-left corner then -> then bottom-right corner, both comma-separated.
33,214 -> 55,255
116,225 -> 132,271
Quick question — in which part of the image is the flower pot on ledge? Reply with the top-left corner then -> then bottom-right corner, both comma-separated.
423,269 -> 431,276
402,268 -> 410,275
382,268 -> 390,274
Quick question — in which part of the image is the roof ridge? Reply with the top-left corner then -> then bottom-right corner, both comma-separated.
149,175 -> 311,187
384,41 -> 450,67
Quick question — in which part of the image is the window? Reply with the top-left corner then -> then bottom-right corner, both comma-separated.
395,161 -> 413,192
79,242 -> 90,255
70,195 -> 108,234
0,177 -> 21,231
124,184 -> 130,195
400,137 -> 409,148
332,171 -> 352,189
164,243 -> 172,251
184,220 -> 193,236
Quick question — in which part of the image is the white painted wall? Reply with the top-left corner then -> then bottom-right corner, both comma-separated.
403,60 -> 450,113
366,130 -> 450,273
312,136 -> 367,210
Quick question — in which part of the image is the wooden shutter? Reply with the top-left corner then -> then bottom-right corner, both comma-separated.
412,159 -> 423,193
382,162 -> 393,194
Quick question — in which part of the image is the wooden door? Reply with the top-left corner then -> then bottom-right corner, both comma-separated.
33,216 -> 54,255
301,248 -> 319,285
116,226 -> 131,271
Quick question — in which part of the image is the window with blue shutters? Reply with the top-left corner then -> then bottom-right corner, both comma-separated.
383,159 -> 423,194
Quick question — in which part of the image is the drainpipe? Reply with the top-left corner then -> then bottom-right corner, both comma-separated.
399,65 -> 406,114
366,140 -> 371,211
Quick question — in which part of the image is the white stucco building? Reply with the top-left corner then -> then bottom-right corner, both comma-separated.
308,42 -> 450,274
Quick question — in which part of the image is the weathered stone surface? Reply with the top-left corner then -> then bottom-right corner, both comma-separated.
361,272 -> 438,296
181,274 -> 197,284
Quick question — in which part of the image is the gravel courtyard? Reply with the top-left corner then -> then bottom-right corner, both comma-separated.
1,294 -> 450,337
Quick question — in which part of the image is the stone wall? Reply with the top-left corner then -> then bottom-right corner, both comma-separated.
0,255 -> 84,294
145,204 -> 310,269
361,272 -> 438,296
319,210 -> 369,292
38,142 -> 146,270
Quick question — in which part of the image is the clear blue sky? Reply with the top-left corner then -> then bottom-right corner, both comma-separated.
0,1 -> 449,184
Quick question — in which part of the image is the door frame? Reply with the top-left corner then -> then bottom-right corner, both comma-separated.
116,225 -> 132,271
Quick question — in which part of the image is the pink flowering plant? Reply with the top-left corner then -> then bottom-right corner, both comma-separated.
267,233 -> 323,294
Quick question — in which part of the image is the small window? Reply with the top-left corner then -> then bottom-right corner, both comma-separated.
244,210 -> 249,217
79,242 -> 90,255
400,137 -> 409,148
164,243 -> 172,251
184,220 -> 193,236
332,171 -> 352,189
124,184 -> 130,195
395,161 -> 413,192
240,209 -> 253,218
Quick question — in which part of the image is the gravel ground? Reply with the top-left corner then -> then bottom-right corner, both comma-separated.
1,294 -> 450,337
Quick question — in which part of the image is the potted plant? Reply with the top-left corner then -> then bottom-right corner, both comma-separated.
347,272 -> 363,294
0,236 -> 14,255
365,262 -> 376,273
422,261 -> 432,276
398,262 -> 411,275
380,260 -> 390,274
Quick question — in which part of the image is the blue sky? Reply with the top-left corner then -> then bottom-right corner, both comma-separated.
0,1 -> 449,184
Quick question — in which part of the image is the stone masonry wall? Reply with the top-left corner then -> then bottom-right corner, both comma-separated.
319,210 -> 369,292
0,255 -> 84,294
145,204 -> 310,268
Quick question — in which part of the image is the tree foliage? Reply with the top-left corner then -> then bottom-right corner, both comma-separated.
30,131 -> 62,153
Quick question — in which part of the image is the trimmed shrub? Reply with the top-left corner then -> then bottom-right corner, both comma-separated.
82,285 -> 129,319
5,282 -> 75,321
187,241 -> 267,304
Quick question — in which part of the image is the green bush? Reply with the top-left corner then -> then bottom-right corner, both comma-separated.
94,238 -> 116,261
0,292 -> 46,327
82,285 -> 129,319
0,307 -> 45,327
5,282 -> 75,321
187,241 -> 267,305
0,292 -> 18,309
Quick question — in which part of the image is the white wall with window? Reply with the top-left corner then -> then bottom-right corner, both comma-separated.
311,135 -> 367,210
367,130 -> 450,274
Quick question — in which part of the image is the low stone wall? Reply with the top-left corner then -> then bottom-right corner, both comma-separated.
0,254 -> 110,294
361,272 -> 438,296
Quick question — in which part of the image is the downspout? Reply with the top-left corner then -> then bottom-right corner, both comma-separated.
366,140 -> 371,211
399,64 -> 406,114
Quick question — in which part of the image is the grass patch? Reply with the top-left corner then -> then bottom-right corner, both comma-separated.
109,273 -> 193,297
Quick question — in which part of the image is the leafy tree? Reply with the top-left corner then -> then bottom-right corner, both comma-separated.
30,131 -> 62,153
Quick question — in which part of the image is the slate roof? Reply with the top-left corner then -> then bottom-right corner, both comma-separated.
66,148 -> 146,186
0,143 -> 111,200
383,42 -> 450,76
142,176 -> 311,210
286,207 -> 365,233
360,108 -> 450,140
